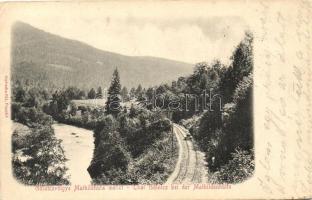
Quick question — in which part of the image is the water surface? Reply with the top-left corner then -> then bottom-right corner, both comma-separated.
53,123 -> 94,184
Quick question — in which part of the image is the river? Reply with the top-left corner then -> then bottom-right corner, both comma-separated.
53,123 -> 94,185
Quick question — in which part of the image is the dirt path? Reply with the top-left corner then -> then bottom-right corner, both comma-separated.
166,124 -> 208,184
53,124 -> 94,185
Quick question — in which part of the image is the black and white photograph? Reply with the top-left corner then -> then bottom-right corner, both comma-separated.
10,12 -> 254,186
2,1 -> 312,200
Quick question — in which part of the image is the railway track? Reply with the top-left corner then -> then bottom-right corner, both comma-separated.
166,124 -> 207,184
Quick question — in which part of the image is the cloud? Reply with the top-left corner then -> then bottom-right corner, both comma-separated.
106,16 -> 248,64
18,9 -> 248,64
123,16 -> 247,41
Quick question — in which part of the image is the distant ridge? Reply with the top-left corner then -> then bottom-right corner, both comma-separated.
11,22 -> 193,90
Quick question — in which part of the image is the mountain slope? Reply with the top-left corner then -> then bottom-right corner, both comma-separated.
12,22 -> 193,90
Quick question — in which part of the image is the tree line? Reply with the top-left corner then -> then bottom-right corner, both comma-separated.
117,31 -> 254,183
11,30 -> 254,185
12,65 -> 178,184
91,31 -> 254,184
11,82 -> 69,185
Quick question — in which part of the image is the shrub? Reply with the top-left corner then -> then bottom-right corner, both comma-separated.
88,128 -> 131,180
194,110 -> 222,150
12,125 -> 69,185
89,106 -> 177,184
129,134 -> 177,184
198,73 -> 253,173
92,168 -> 138,185
212,149 -> 254,183
222,73 -> 253,156
12,106 -> 53,127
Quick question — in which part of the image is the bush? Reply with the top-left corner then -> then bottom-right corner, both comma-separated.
12,105 -> 53,127
194,110 -> 222,151
221,73 -> 253,157
88,127 -> 131,180
12,125 -> 69,185
89,106 -> 177,184
119,111 -> 171,158
92,168 -> 138,185
211,149 -> 254,183
194,73 -> 253,176
129,134 -> 178,184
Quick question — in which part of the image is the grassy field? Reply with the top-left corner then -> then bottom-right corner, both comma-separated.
72,99 -> 138,109
72,99 -> 106,108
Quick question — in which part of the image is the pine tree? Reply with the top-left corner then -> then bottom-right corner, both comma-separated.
121,86 -> 129,101
96,87 -> 103,99
129,104 -> 136,118
88,88 -> 96,99
129,87 -> 136,99
135,84 -> 142,97
105,68 -> 122,116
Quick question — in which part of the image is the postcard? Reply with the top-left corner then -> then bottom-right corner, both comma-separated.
0,1 -> 311,199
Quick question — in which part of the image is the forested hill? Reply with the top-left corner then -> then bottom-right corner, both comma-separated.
11,22 -> 193,90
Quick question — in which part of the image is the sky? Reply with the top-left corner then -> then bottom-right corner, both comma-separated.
11,3 -> 249,65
